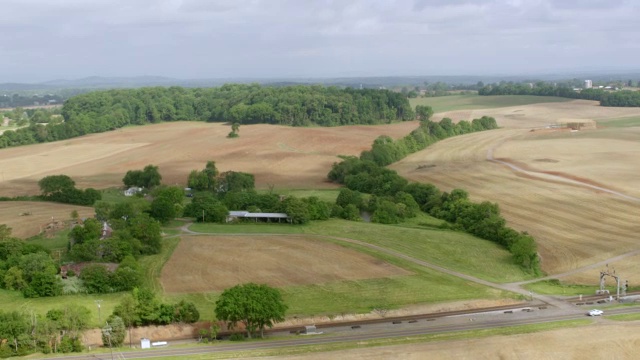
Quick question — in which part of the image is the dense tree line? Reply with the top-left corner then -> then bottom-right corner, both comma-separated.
479,82 -> 640,107
0,84 -> 415,149
600,91 -> 640,107
0,93 -> 64,108
328,157 -> 539,272
360,111 -> 498,167
0,305 -> 89,357
327,114 -> 539,273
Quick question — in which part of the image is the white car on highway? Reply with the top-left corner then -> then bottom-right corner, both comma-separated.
588,309 -> 603,316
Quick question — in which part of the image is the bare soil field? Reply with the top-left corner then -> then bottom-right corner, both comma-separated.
276,321 -> 640,360
391,100 -> 640,276
160,235 -> 411,293
0,201 -> 94,238
0,121 -> 418,197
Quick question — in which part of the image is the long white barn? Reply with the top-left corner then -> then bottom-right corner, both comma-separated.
226,211 -> 291,223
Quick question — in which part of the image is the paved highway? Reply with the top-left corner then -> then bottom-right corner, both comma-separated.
47,306 -> 640,360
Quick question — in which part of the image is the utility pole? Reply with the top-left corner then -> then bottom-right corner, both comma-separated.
95,300 -> 103,324
102,322 -> 114,360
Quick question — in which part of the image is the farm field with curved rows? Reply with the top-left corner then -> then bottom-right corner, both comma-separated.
391,99 -> 640,278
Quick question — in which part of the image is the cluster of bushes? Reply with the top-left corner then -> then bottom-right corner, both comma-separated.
103,288 -> 200,347
0,305 -> 89,358
0,84 -> 415,149
0,228 -> 63,298
78,256 -> 141,294
479,82 -> 640,107
38,175 -> 101,206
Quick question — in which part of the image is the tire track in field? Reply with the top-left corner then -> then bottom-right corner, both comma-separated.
487,141 -> 640,203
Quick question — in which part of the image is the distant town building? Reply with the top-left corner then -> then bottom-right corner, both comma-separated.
584,80 -> 593,89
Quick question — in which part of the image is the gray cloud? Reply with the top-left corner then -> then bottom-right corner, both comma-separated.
0,0 -> 638,82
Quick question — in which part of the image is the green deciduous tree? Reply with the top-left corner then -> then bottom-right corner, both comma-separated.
122,165 -> 162,189
183,193 -> 228,223
215,283 -> 287,339
0,224 -> 13,241
103,315 -> 126,348
38,175 -> 75,196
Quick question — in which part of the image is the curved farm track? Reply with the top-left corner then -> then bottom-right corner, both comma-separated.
391,128 -> 640,277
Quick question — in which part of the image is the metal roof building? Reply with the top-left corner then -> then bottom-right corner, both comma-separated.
227,211 -> 291,223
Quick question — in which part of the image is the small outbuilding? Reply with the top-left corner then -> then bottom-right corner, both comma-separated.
140,338 -> 151,349
124,187 -> 143,196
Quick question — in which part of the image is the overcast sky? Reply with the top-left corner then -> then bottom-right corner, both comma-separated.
0,0 -> 638,82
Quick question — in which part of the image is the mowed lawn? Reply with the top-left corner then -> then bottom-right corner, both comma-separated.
410,95 -> 570,114
302,219 -> 533,283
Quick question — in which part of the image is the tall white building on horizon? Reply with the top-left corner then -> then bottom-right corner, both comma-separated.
584,80 -> 593,89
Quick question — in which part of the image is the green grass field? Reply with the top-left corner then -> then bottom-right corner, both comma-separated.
139,236 -> 182,293
597,116 -> 640,128
0,289 -> 123,327
523,279 -> 604,296
299,219 -> 534,283
606,313 -> 640,321
410,95 -> 571,114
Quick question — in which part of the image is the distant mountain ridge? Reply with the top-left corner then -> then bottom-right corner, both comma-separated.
2,72 -> 640,91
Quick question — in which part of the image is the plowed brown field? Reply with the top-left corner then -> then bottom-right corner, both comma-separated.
0,121 -> 418,197
160,235 -> 411,293
391,100 -> 640,277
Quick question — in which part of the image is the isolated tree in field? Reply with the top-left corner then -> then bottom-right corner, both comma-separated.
228,121 -> 240,138
215,283 -> 288,339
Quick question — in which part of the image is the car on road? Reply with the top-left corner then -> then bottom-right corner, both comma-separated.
588,309 -> 603,316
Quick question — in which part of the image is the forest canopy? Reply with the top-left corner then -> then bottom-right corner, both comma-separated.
0,84 -> 414,149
